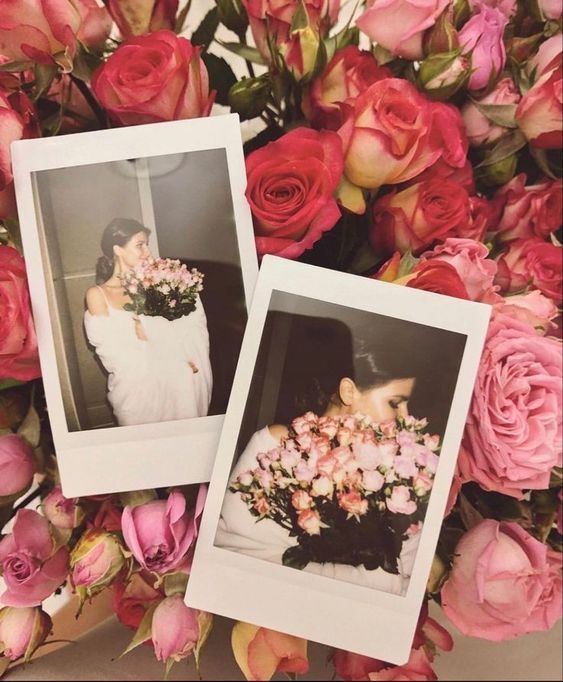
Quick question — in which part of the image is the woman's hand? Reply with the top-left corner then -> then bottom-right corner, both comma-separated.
133,316 -> 148,341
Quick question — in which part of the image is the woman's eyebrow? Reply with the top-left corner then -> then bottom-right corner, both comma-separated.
391,394 -> 410,401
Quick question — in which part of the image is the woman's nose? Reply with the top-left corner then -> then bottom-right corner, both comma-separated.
398,402 -> 409,418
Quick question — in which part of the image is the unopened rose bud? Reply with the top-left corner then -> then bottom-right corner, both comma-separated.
217,0 -> 248,38
424,11 -> 459,55
0,607 -> 52,663
151,595 -> 208,666
228,74 -> 271,120
506,33 -> 543,65
477,154 -> 518,187
419,52 -> 470,99
282,25 -> 322,81
70,530 -> 126,605
453,0 -> 470,26
42,486 -> 84,530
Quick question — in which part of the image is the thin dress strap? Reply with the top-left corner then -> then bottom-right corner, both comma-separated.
96,285 -> 112,312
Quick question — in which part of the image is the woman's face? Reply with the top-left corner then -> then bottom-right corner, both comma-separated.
114,231 -> 151,270
347,377 -> 416,422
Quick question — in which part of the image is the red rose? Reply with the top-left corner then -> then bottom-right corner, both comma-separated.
246,127 -> 343,259
0,246 -> 41,382
406,260 -> 471,300
112,572 -> 163,631
106,0 -> 179,38
370,177 -> 471,255
428,102 -> 469,171
302,46 -> 391,131
91,30 -> 215,126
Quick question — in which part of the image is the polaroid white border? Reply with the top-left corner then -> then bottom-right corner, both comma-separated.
186,255 -> 491,665
11,114 -> 258,497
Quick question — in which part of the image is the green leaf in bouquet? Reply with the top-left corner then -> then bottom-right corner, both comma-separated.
372,43 -> 395,66
163,572 -> 189,597
32,62 -> 58,101
71,43 -> 104,84
194,611 -> 214,673
458,491 -> 484,530
291,1 -> 310,32
175,0 -> 192,34
119,489 -> 158,508
228,73 -> 271,119
119,602 -> 158,659
426,553 -> 447,594
347,241 -> 380,276
202,53 -> 238,106
217,0 -> 248,40
0,378 -> 24,391
0,60 -> 34,73
282,544 -> 310,570
217,41 -> 266,65
471,100 -> 518,129
475,128 -> 527,168
530,146 -> 562,180
18,401 -> 41,449
1,217 -> 22,252
397,250 -> 420,278
191,7 -> 219,51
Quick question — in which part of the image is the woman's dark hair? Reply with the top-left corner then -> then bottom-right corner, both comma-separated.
95,218 -> 151,284
285,314 -> 438,416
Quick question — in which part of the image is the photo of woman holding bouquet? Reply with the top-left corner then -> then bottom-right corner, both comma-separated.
84,217 -> 212,426
215,298 -> 466,595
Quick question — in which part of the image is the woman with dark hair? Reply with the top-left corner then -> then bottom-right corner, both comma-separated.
84,218 -> 212,426
216,314 -> 436,594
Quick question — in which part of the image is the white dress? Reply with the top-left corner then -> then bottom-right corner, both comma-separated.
84,289 -> 212,426
215,426 -> 421,596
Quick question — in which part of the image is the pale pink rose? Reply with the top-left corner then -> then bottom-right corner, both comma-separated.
529,35 -> 561,81
0,0 -> 81,68
151,594 -> 202,664
280,447 -> 301,472
291,490 -> 313,511
122,489 -> 202,574
393,455 -> 418,479
460,313 -> 562,498
237,471 -> 253,487
338,491 -> 368,517
516,60 -> 562,149
0,510 -> 69,607
291,416 -> 312,434
337,427 -> 353,447
386,486 -> 417,515
70,530 -> 125,601
413,471 -> 433,496
42,486 -> 83,530
253,497 -> 270,516
297,509 -> 322,535
312,475 -> 334,497
256,468 -> 273,490
0,434 -> 34,498
0,606 -> 51,663
491,174 -> 562,242
460,6 -> 507,91
497,290 -> 558,334
468,0 -> 516,17
419,238 -> 501,303
77,0 -> 112,49
362,470 -> 385,493
294,460 -> 317,483
356,0 -> 449,60
462,77 -> 521,146
442,520 -> 563,640
538,0 -> 562,18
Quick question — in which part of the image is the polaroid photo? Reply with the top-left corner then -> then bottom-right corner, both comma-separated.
11,114 -> 257,497
186,255 -> 491,664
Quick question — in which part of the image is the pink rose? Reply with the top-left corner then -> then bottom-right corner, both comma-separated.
428,102 -> 469,171
112,571 -> 163,631
497,290 -> 558,333
338,491 -> 368,517
419,238 -> 500,303
0,246 -> 41,381
338,79 -> 442,191
460,313 -> 562,498
42,486 -> 83,529
302,46 -> 391,130
246,127 -> 343,259
291,490 -> 313,511
462,77 -> 521,146
459,6 -> 507,91
356,0 -> 449,60
413,471 -> 433,496
442,520 -> 562,640
70,530 -> 126,602
312,475 -> 334,497
516,58 -> 562,149
529,35 -> 561,80
91,30 -> 215,126
468,0 -> 516,17
491,174 -> 562,242
151,595 -> 205,665
106,0 -> 179,38
76,0 -> 112,49
362,470 -> 385,493
121,489 -> 200,574
232,622 -> 309,681
0,606 -> 51,663
297,509 -> 322,535
0,0 -> 81,69
0,509 -> 69,607
537,0 -> 562,18
0,434 -> 34,498
386,486 -> 417,515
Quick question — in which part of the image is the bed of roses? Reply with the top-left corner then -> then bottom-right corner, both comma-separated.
0,0 -> 561,680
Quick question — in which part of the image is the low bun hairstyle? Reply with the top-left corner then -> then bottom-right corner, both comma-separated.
95,218 -> 151,284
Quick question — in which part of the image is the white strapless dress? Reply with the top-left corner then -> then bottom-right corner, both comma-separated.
215,426 -> 421,595
84,295 -> 212,426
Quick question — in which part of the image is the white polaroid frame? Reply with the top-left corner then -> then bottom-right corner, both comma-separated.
11,114 -> 258,497
186,255 -> 491,664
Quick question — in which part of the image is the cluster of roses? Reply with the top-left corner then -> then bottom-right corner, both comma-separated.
121,257 -> 204,321
231,412 -> 438,570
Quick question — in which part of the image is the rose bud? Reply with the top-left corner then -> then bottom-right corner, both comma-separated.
232,622 -> 309,681
228,74 -> 271,121
0,607 -> 52,663
42,486 -> 84,530
106,0 -> 179,38
70,530 -> 126,605
0,434 -> 35,500
151,595 -> 211,669
462,77 -> 521,146
91,31 -> 215,126
423,10 -> 459,55
459,6 -> 508,92
217,0 -> 249,39
77,0 -> 112,50
281,22 -> 322,82
418,51 -> 470,100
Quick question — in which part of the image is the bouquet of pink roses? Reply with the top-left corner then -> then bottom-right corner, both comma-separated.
121,257 -> 204,322
230,412 -> 439,573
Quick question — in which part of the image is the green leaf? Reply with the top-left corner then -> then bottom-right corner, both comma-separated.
175,0 -> 192,33
18,402 -> 41,449
530,146 -> 561,180
191,7 -> 219,51
471,101 -> 518,129
201,53 -> 238,107
119,603 -> 157,659
33,63 -> 58,100
397,250 -> 419,278
0,60 -> 31,73
282,545 -> 309,570
291,1 -> 309,32
163,572 -> 188,597
476,129 -> 527,168
325,26 -> 359,62
373,43 -> 395,66
194,611 -> 213,672
458,491 -> 484,530
71,44 -> 104,83
217,41 -> 266,65
0,378 -> 24,391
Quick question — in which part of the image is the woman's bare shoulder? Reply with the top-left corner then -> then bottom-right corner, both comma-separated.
267,423 -> 289,444
85,286 -> 108,316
